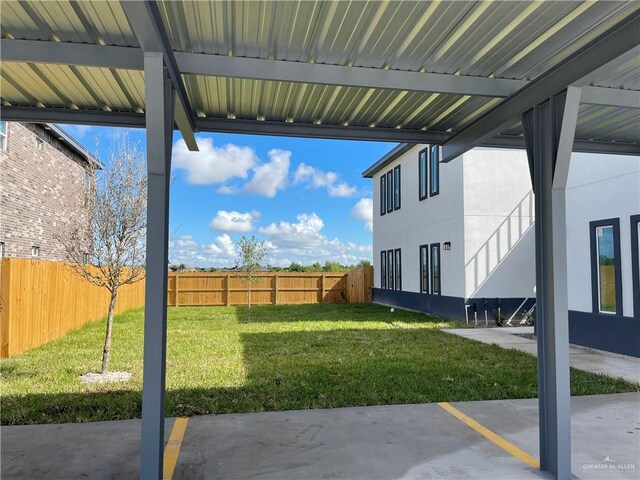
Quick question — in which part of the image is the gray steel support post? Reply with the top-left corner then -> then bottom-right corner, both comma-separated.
140,52 -> 175,480
522,87 -> 580,480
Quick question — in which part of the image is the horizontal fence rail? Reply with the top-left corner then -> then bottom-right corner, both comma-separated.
0,258 -> 145,358
168,266 -> 373,306
0,260 -> 372,357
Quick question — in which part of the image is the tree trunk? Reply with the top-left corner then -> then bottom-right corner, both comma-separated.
101,290 -> 118,374
248,280 -> 252,321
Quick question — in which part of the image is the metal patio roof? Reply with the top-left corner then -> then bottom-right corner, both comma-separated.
1,1 -> 639,158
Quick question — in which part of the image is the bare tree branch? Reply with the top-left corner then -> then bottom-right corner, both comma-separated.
56,134 -> 147,373
236,235 -> 268,321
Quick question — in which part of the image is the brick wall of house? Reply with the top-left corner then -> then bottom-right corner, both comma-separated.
0,123 -> 95,261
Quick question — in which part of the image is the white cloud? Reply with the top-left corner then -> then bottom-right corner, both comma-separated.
350,198 -> 373,232
170,212 -> 373,268
209,210 -> 260,233
259,213 -> 325,248
258,212 -> 372,266
242,149 -> 291,197
172,137 -> 257,185
169,234 -> 237,266
294,163 -> 357,197
210,234 -> 236,256
329,182 -> 357,197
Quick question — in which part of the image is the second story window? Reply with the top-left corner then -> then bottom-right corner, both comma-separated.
35,137 -> 44,150
419,145 -> 441,199
380,175 -> 387,216
0,121 -> 7,151
386,170 -> 393,214
381,166 -> 401,216
430,145 -> 440,196
418,148 -> 428,200
83,171 -> 91,208
393,165 -> 401,210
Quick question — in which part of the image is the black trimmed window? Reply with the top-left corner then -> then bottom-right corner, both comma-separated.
394,248 -> 402,290
630,215 -> 640,318
386,170 -> 393,214
387,250 -> 394,290
393,165 -> 401,210
418,148 -> 428,200
430,145 -> 440,196
430,243 -> 441,295
380,175 -> 387,216
419,244 -> 429,293
380,251 -> 387,289
590,219 -> 622,315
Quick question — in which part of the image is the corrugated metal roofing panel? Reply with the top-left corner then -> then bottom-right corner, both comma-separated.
184,74 -> 506,134
157,1 -> 636,82
1,62 -> 144,112
500,104 -> 640,145
0,0 -> 137,46
0,0 -> 637,149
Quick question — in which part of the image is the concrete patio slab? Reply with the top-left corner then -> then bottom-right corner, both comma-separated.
2,393 -> 638,480
445,327 -> 640,384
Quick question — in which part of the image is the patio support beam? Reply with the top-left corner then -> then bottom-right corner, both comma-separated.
2,105 -> 639,156
2,39 -> 638,108
140,52 -> 174,480
441,10 -> 640,163
120,1 -> 198,151
522,86 -> 581,480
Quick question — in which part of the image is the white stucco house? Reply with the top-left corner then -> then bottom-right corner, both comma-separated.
364,144 -> 640,357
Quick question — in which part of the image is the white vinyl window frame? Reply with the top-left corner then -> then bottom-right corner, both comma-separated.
0,121 -> 7,151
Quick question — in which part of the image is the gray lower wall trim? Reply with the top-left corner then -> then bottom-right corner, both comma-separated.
373,288 -> 465,320
372,289 -> 533,322
374,290 -> 640,357
569,310 -> 640,358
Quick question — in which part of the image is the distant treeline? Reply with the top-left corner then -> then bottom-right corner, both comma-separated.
169,259 -> 371,273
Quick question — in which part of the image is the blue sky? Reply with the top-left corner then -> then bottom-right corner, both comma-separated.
62,124 -> 392,267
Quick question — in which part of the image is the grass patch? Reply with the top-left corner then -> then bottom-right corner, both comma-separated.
1,304 -> 637,424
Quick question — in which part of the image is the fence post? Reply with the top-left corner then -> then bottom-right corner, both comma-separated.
345,270 -> 351,304
224,275 -> 230,306
272,275 -> 278,305
0,258 -> 11,358
174,275 -> 179,307
274,275 -> 279,305
321,274 -> 326,303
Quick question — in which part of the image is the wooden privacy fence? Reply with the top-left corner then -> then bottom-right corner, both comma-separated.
0,260 -> 372,357
168,266 -> 373,306
0,258 -> 145,358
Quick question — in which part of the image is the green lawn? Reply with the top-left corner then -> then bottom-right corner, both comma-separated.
1,304 -> 637,425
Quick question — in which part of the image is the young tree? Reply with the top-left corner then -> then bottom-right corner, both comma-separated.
60,137 -> 146,374
236,235 -> 268,320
